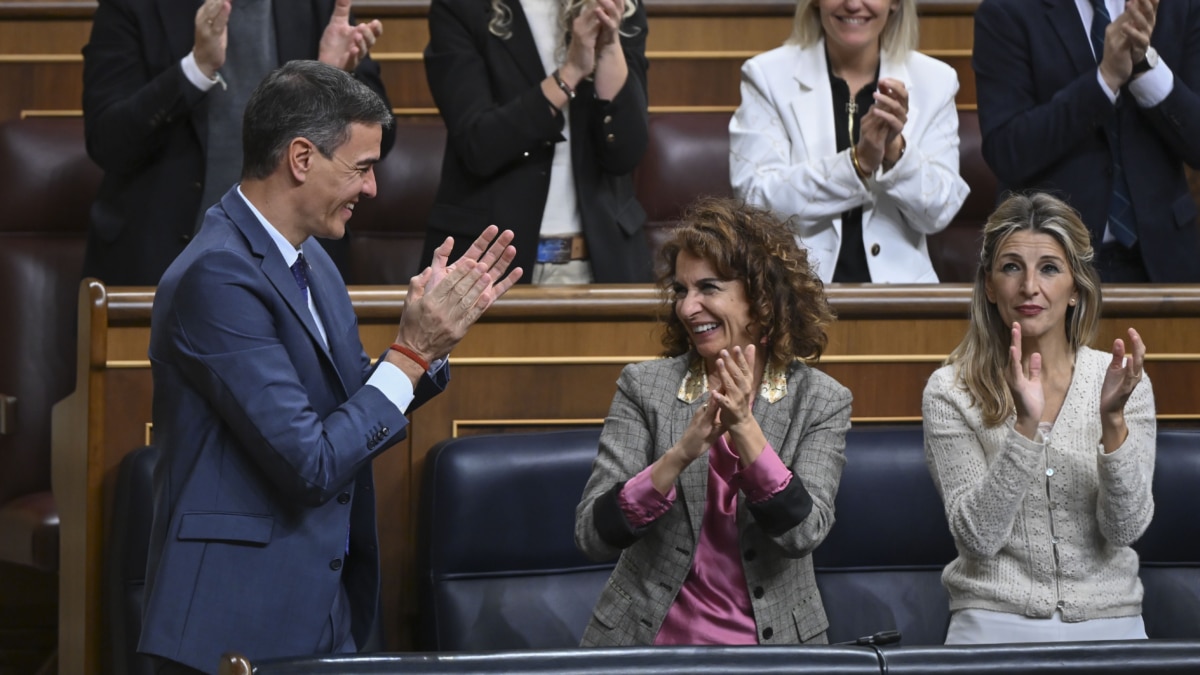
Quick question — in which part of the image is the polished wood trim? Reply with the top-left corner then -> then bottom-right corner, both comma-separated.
99,283 -> 1200,321
19,109 -> 82,118
51,280 -> 107,675
0,2 -> 96,19
106,351 -> 1200,369
0,54 -> 80,63
451,418 -> 605,437
52,280 -> 1200,673
0,1 -> 981,20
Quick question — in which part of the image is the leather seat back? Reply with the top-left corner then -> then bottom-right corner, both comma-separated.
1134,429 -> 1200,639
0,116 -> 100,570
813,425 -> 956,645
416,429 -> 613,651
346,116 -> 447,285
106,445 -> 159,675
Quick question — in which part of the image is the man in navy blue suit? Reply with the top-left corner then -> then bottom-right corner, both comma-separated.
140,60 -> 522,673
974,0 -> 1200,282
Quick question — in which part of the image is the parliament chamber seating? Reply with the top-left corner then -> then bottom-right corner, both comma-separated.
0,116 -> 99,670
411,425 -> 1200,653
346,109 -> 997,284
0,110 -> 997,291
209,427 -> 1200,673
0,117 -> 98,574
219,640 -> 1200,675
0,106 -> 1006,672
106,446 -> 158,675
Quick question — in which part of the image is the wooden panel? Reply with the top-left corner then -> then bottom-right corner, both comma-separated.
0,3 -> 981,120
51,282 -> 1200,673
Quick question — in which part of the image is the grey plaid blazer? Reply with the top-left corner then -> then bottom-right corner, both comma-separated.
575,354 -> 852,646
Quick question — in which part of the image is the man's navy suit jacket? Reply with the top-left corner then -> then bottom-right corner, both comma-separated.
974,0 -> 1200,282
140,188 -> 446,671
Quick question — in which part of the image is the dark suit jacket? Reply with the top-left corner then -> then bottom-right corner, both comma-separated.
574,355 -> 852,645
420,0 -> 652,283
140,188 -> 444,672
81,0 -> 393,286
973,0 -> 1200,283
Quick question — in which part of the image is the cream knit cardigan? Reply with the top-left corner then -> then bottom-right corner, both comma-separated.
923,347 -> 1156,622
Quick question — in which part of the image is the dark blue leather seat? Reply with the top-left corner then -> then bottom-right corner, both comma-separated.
107,445 -> 159,675
814,425 -> 956,646
416,429 -> 612,651
1133,429 -> 1200,639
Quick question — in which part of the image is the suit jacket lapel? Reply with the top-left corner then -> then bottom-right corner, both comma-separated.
502,0 -> 552,85
790,42 -> 838,163
302,242 -> 353,397
1047,0 -> 1099,78
672,396 -> 709,541
753,366 -> 797,460
219,191 -> 333,366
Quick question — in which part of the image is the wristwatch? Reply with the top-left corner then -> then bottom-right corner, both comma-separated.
1132,47 -> 1160,77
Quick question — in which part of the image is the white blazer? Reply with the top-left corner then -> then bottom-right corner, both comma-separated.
730,41 -> 970,283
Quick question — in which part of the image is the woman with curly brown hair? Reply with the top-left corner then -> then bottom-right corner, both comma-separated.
575,197 -> 852,646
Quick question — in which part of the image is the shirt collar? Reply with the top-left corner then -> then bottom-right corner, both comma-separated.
237,184 -> 303,266
676,354 -> 789,404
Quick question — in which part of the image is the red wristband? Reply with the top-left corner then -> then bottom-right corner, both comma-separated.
389,343 -> 430,372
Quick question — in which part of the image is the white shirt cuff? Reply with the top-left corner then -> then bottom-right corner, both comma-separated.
1096,69 -> 1119,104
365,356 -> 447,415
366,360 -> 417,414
1129,60 -> 1174,108
182,51 -> 220,92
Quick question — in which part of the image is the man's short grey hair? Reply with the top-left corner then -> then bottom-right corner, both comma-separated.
241,60 -> 394,180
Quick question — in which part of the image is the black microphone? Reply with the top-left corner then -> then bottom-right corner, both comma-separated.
837,630 -> 902,646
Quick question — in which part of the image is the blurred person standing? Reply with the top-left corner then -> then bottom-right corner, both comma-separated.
82,0 -> 393,286
421,0 -> 653,284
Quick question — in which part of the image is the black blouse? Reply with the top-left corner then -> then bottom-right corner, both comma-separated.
826,52 -> 879,283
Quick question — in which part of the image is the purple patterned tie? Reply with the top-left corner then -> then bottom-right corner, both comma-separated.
290,252 -> 309,302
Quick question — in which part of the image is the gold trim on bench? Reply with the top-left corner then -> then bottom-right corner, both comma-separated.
451,418 -> 605,437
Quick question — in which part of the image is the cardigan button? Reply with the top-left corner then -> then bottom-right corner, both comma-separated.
762,627 -> 773,640
870,243 -> 881,256
330,559 -> 343,571
337,492 -> 351,504
743,548 -> 757,562
753,586 -> 765,599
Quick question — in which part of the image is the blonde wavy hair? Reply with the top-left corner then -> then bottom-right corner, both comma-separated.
488,0 -> 640,56
786,0 -> 919,60
946,192 -> 1102,427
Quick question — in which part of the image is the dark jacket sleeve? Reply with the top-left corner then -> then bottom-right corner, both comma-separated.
82,0 -> 209,175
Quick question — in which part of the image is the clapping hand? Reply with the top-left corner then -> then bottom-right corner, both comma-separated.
193,0 -> 232,79
856,78 -> 909,175
1124,0 -> 1159,67
1005,322 -> 1045,440
710,346 -> 757,430
319,0 -> 384,73
395,226 -> 521,365
1100,327 -> 1146,417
